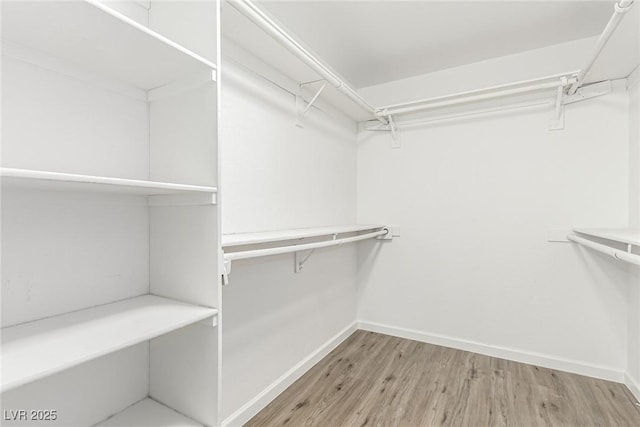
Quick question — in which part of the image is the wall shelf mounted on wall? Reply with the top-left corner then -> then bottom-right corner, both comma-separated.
569,228 -> 640,266
222,225 -> 391,282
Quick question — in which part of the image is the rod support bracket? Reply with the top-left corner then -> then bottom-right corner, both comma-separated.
377,227 -> 393,240
295,249 -> 315,273
364,115 -> 401,148
296,79 -> 328,128
564,81 -> 612,105
388,116 -> 401,148
222,257 -> 232,286
549,77 -> 568,131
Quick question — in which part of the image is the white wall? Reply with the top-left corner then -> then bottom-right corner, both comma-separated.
219,58 -> 357,233
626,64 -> 640,400
357,45 -> 631,380
219,50 -> 359,424
631,67 -> 640,231
361,37 -> 597,107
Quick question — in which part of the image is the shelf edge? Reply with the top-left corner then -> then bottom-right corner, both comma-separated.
86,0 -> 217,72
1,295 -> 218,393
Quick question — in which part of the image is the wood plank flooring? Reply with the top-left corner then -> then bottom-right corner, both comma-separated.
245,330 -> 640,427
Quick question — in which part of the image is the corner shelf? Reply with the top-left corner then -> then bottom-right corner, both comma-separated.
222,224 -> 386,247
573,228 -> 640,246
1,0 -> 217,91
95,398 -> 203,427
1,295 -> 218,393
0,168 -> 217,203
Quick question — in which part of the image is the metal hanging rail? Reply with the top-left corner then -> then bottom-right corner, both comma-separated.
366,99 -> 554,131
377,73 -> 578,117
229,0 -> 634,126
568,234 -> 640,267
228,0 -> 388,124
224,228 -> 389,261
221,227 -> 390,284
568,0 -> 635,95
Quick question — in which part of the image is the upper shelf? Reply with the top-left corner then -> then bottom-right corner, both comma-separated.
1,295 -> 218,393
574,228 -> 640,246
1,168 -> 217,202
1,0 -> 217,91
222,224 -> 386,247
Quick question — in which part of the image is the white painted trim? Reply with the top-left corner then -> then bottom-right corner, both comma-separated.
625,373 -> 640,403
221,322 -> 358,427
358,321 -> 625,383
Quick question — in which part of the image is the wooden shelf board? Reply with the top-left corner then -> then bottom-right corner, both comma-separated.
95,398 -> 203,427
222,224 -> 385,247
1,0 -> 216,91
1,295 -> 218,393
573,228 -> 640,246
1,168 -> 217,198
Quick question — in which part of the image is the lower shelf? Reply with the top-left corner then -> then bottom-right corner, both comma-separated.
95,398 -> 202,427
1,295 -> 218,393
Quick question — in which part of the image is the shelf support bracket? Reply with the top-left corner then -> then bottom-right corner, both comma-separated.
563,80 -> 612,105
295,248 -> 316,273
222,257 -> 232,286
296,79 -> 328,128
360,116 -> 401,148
549,77 -> 568,131
198,315 -> 218,328
388,115 -> 401,148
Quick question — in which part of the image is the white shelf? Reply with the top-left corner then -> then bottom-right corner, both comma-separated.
1,0 -> 216,91
1,295 -> 218,393
573,228 -> 640,246
1,168 -> 217,200
222,224 -> 386,247
95,398 -> 203,427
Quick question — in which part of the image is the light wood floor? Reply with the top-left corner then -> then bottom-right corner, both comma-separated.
245,330 -> 640,427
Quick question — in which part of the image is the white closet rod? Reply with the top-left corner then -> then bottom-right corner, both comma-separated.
230,0 -> 632,121
568,0 -> 635,95
568,234 -> 640,266
378,73 -> 578,116
228,0 -> 388,124
225,228 -> 388,261
386,99 -> 553,129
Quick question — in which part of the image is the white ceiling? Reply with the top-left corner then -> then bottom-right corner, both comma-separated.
259,0 -> 616,88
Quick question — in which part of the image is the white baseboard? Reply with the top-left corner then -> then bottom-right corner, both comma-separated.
625,373 -> 640,404
221,321 -> 358,427
358,321 -> 625,383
